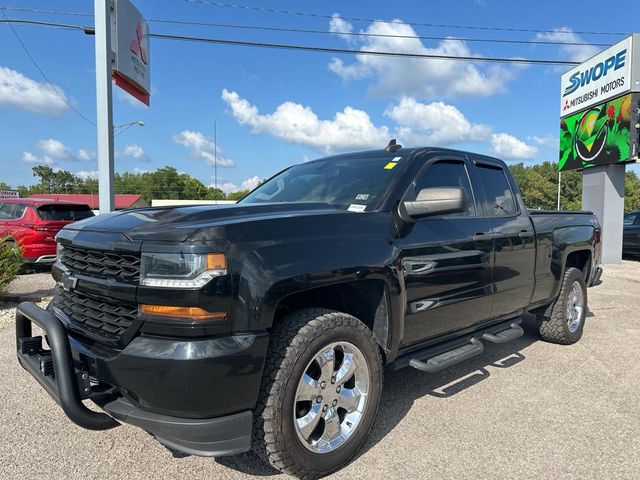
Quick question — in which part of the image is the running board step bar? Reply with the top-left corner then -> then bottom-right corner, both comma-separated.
404,319 -> 524,373
409,338 -> 484,373
482,322 -> 524,344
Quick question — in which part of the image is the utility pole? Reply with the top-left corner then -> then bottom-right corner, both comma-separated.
214,120 -> 218,195
95,0 -> 115,214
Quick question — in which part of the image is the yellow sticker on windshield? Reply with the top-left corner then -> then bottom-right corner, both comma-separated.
384,162 -> 397,170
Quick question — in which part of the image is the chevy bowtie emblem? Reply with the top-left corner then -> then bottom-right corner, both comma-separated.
130,21 -> 148,65
62,274 -> 78,292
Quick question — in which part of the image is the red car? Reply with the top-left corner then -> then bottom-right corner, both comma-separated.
0,198 -> 94,264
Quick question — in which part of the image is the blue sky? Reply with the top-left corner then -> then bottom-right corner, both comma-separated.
1,0 -> 639,193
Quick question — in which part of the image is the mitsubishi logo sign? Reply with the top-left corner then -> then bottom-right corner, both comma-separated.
130,21 -> 148,65
112,0 -> 150,106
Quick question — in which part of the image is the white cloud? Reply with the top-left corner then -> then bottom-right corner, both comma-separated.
218,182 -> 239,194
327,15 -> 518,98
534,27 -> 600,63
0,66 -> 68,115
223,89 -> 540,161
528,135 -> 558,149
212,176 -> 261,194
385,97 -> 492,145
173,130 -> 234,167
75,170 -> 99,180
222,89 -> 389,154
329,12 -> 356,44
490,133 -> 538,160
22,151 -> 54,165
77,149 -> 94,161
37,139 -> 71,159
22,139 -> 93,165
121,144 -> 148,161
241,176 -> 261,191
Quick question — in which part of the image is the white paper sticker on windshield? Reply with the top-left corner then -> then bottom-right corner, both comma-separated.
348,204 -> 367,213
355,194 -> 369,201
392,156 -> 402,162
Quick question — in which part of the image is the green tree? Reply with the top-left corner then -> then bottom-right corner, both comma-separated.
226,190 -> 249,201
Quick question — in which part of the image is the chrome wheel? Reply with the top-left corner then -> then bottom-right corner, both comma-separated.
566,281 -> 584,333
293,341 -> 370,454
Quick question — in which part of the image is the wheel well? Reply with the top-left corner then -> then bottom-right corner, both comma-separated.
565,249 -> 591,282
273,280 -> 390,348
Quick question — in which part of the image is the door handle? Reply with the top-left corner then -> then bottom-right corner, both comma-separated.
472,232 -> 494,241
518,230 -> 534,239
404,260 -> 437,274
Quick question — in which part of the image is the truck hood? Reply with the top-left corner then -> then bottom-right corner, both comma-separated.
63,203 -> 345,242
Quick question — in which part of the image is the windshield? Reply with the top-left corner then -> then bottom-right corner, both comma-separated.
240,155 -> 406,211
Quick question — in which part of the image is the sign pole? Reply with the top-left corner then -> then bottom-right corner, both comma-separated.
557,171 -> 562,210
95,0 -> 115,214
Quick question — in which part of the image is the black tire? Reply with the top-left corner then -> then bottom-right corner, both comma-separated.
253,308 -> 383,479
539,267 -> 587,345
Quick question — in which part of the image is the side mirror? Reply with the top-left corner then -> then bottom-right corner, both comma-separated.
402,187 -> 467,219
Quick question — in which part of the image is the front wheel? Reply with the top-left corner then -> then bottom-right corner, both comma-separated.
539,267 -> 588,345
253,309 -> 383,479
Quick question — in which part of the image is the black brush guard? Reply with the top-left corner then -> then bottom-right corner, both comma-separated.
15,302 -> 119,430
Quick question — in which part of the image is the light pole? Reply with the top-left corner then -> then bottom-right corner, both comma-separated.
95,0 -> 114,214
114,120 -> 145,136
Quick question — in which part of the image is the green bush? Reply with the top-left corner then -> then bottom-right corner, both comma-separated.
0,239 -> 22,297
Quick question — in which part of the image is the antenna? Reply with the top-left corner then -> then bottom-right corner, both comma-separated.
214,120 -> 218,193
385,139 -> 402,152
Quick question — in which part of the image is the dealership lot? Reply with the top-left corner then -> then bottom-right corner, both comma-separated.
1,263 -> 639,480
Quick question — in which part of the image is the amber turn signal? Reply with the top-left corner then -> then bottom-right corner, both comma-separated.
140,304 -> 226,320
206,253 -> 227,271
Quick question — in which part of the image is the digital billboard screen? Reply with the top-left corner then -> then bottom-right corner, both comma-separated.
559,93 -> 636,172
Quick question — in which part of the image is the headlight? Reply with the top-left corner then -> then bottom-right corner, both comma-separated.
56,242 -> 64,258
140,253 -> 226,288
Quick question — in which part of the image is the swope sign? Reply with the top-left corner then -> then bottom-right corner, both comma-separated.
560,35 -> 639,118
112,0 -> 150,105
0,190 -> 19,199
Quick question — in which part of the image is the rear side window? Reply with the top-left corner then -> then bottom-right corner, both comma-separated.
0,203 -> 26,219
412,160 -> 476,216
476,165 -> 517,217
37,204 -> 94,221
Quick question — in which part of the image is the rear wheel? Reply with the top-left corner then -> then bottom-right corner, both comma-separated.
539,267 -> 587,345
253,308 -> 383,479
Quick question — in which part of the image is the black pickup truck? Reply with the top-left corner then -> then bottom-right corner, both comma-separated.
16,145 -> 602,479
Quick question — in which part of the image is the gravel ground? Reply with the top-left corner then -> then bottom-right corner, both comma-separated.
0,272 -> 55,329
1,262 -> 639,479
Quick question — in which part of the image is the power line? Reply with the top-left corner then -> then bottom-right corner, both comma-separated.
0,10 -> 96,126
0,5 -> 615,48
0,18 -> 86,30
144,18 -> 612,48
3,7 -> 610,47
1,17 -> 582,66
181,0 -> 628,37
148,31 -> 581,65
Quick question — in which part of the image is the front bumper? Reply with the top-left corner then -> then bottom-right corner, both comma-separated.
15,302 -> 267,456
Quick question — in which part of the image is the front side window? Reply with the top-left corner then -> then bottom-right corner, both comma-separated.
411,160 -> 475,216
477,165 -> 517,217
624,213 -> 638,226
